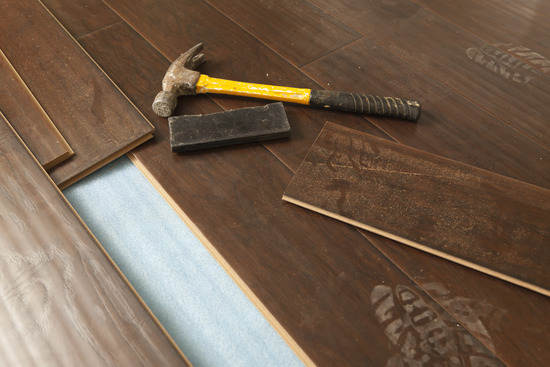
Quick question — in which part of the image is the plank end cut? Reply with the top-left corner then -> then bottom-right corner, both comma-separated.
168,102 -> 290,152
283,122 -> 550,296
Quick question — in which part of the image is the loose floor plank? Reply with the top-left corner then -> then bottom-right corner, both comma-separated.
0,114 -> 190,366
283,122 -> 550,296
0,49 -> 73,170
76,22 -> 505,367
0,0 -> 154,189
310,0 -> 550,150
205,0 -> 361,67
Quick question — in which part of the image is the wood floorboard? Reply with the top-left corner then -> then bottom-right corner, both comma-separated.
0,49 -> 73,170
40,0 -> 121,38
413,0 -> 550,76
301,38 -> 550,189
204,0 -> 361,67
0,0 -> 154,189
76,21 -> 505,367
283,122 -> 550,296
309,0 -> 550,150
0,115 -> 190,366
364,231 -> 550,367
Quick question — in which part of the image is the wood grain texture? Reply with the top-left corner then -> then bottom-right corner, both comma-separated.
76,22 -> 505,367
0,49 -> 73,170
40,0 -> 121,38
301,38 -> 550,190
205,0 -> 361,66
364,231 -> 550,367
413,0 -> 550,75
309,0 -> 550,150
283,122 -> 550,296
0,0 -> 153,189
0,114 -> 190,366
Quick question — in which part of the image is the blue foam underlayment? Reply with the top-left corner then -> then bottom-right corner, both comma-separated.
63,155 -> 303,367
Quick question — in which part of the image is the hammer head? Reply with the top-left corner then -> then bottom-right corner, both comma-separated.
152,43 -> 206,117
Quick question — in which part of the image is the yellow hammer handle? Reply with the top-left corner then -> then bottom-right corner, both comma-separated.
195,74 -> 311,105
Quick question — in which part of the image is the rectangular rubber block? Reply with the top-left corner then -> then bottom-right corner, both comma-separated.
169,102 -> 290,152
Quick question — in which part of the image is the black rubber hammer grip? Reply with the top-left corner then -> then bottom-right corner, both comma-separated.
309,90 -> 421,122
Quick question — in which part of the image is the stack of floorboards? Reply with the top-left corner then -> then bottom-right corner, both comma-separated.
2,0 -> 549,366
0,0 -> 189,365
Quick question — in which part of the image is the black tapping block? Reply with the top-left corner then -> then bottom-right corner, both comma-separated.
168,102 -> 291,152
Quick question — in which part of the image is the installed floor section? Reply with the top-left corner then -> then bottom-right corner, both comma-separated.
39,0 -> 550,365
63,155 -> 303,367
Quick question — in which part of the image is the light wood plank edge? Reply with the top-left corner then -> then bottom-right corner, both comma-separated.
56,133 -> 153,190
0,48 -> 74,170
128,152 -> 316,367
282,194 -> 550,298
0,112 -> 191,366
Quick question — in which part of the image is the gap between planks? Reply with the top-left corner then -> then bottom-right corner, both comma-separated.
126,152 -> 316,367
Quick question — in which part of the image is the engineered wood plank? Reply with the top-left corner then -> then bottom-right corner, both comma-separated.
40,0 -> 121,38
413,0 -> 550,75
364,231 -> 550,367
0,49 -> 73,170
0,0 -> 154,189
204,0 -> 361,67
0,114 -> 190,366
283,122 -> 550,296
76,22 -> 505,367
309,0 -> 550,150
302,38 -> 550,190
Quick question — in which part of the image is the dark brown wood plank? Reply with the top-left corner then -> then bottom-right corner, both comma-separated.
364,231 -> 550,367
205,0 -> 361,66
0,114 -> 190,366
0,0 -> 154,189
41,0 -> 121,38
0,49 -> 73,170
301,38 -> 550,190
413,0 -> 550,75
77,22 -> 505,367
309,0 -> 550,150
283,122 -> 550,296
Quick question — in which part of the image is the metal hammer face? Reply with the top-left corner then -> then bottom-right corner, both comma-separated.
152,43 -> 205,117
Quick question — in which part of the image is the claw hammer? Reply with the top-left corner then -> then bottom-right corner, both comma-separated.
152,43 -> 421,121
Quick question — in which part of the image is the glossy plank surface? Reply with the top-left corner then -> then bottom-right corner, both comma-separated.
0,0 -> 153,189
364,231 -> 550,367
301,38 -> 550,189
40,0 -> 121,38
283,122 -> 550,296
77,22 -> 504,367
310,0 -> 550,149
414,0 -> 550,75
205,0 -> 360,66
0,49 -> 73,170
0,115 -> 189,366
